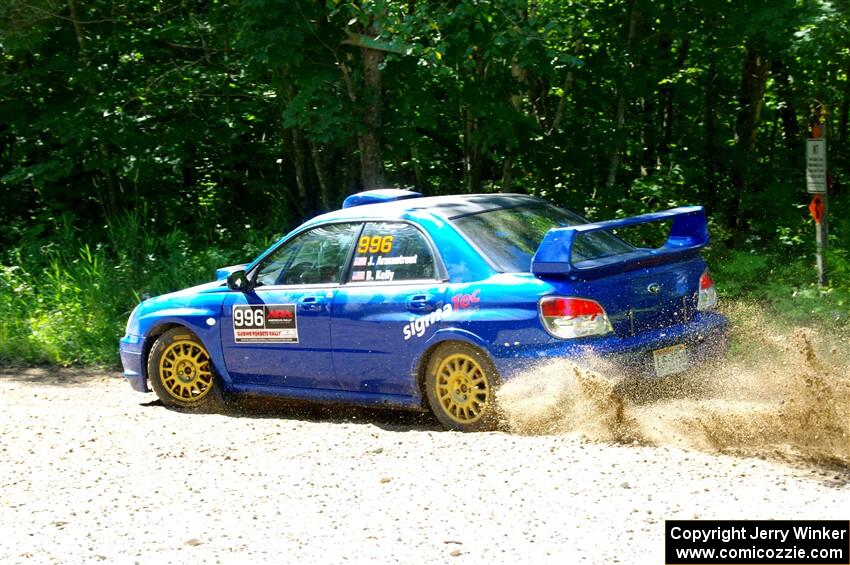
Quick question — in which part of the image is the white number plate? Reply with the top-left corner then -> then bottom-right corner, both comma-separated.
652,344 -> 688,377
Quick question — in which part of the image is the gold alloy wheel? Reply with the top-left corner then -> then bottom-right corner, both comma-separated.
434,353 -> 490,424
158,339 -> 214,402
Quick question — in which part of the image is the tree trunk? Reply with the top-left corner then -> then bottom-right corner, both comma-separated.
658,38 -> 689,167
290,127 -> 311,211
357,21 -> 385,189
464,108 -> 483,193
839,68 -> 849,146
500,154 -> 515,193
410,142 -> 425,192
501,53 -> 527,193
729,44 -> 771,233
703,59 -> 718,207
66,0 -> 86,52
734,46 -> 771,153
490,0 -> 533,193
280,82 -> 311,214
547,71 -> 574,135
605,0 -> 640,190
640,97 -> 655,175
343,138 -> 360,195
67,0 -> 120,219
605,93 -> 627,189
309,141 -> 333,211
772,60 -> 800,156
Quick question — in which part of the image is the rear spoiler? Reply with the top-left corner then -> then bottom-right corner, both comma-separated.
531,206 -> 709,279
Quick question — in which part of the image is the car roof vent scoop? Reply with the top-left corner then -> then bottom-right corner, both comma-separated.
342,189 -> 422,209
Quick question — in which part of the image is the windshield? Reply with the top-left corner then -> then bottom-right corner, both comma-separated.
452,204 -> 633,272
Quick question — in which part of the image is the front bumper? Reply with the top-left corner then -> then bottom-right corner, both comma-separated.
492,310 -> 729,379
119,334 -> 149,392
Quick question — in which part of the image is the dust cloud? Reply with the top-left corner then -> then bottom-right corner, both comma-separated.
497,302 -> 850,466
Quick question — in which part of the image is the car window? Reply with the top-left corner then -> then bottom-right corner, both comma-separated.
348,222 -> 437,283
452,204 -> 633,272
254,223 -> 360,287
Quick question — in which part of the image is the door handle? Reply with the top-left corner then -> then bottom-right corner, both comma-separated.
406,294 -> 435,313
298,296 -> 325,312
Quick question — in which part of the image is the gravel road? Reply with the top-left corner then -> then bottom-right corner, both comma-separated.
1,367 -> 848,564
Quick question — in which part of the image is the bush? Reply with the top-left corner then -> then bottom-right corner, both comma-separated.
0,210 -> 276,366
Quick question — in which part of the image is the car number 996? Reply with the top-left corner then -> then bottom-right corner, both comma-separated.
234,307 -> 264,328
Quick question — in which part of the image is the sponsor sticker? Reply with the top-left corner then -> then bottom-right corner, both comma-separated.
451,289 -> 480,310
402,303 -> 453,340
233,304 -> 298,343
400,290 -> 481,341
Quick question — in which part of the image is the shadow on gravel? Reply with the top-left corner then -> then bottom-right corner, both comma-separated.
0,367 -> 113,386
229,395 -> 444,432
140,393 -> 443,433
799,463 -> 850,488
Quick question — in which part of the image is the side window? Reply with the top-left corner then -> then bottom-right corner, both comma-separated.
348,222 -> 437,283
254,223 -> 360,287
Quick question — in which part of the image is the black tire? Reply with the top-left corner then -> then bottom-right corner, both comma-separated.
147,327 -> 226,412
424,342 -> 500,432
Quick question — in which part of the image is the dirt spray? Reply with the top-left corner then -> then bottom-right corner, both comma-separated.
497,302 -> 850,466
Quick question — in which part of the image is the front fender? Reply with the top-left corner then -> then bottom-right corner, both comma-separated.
139,308 -> 220,337
137,304 -> 230,389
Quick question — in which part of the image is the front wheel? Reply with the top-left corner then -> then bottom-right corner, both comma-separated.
147,327 -> 226,412
424,342 -> 500,432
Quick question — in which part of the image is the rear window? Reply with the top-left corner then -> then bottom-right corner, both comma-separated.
452,204 -> 633,272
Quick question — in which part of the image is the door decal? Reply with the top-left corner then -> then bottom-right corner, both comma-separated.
402,303 -> 453,341
233,304 -> 298,343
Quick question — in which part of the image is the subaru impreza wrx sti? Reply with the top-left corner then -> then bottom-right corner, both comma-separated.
120,190 -> 727,431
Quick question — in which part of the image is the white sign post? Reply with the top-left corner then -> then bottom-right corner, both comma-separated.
806,136 -> 827,287
806,139 -> 827,194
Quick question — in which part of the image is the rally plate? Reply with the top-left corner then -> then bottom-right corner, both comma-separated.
652,344 -> 688,377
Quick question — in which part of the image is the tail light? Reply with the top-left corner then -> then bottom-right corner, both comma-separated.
697,270 -> 717,311
539,297 -> 613,339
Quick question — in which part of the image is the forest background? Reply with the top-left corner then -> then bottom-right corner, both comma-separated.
1,0 -> 848,364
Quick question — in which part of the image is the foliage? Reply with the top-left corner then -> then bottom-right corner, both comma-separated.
0,0 -> 848,364
0,213 -> 274,365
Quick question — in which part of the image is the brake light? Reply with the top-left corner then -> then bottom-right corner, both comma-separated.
697,270 -> 717,311
539,297 -> 613,339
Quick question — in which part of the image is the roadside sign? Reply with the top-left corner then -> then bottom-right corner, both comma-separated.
808,194 -> 825,224
806,138 -> 827,193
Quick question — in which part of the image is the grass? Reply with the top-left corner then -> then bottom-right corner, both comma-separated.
0,210 -> 277,366
711,247 -> 850,333
1,209 -> 847,367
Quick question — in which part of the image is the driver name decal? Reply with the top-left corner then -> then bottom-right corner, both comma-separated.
233,304 -> 298,343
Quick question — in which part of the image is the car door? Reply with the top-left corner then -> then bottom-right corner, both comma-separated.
221,222 -> 361,390
331,221 -> 447,396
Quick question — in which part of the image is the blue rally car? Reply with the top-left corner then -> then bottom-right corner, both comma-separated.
120,190 -> 727,431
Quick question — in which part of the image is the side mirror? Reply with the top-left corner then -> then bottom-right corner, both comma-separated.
226,270 -> 251,292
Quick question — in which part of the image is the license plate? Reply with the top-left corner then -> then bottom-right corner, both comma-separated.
652,344 -> 688,377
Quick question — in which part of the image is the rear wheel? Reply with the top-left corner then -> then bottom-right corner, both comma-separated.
148,328 -> 225,412
424,342 -> 499,431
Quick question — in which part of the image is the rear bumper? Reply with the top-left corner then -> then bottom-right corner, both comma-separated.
492,310 -> 729,379
119,334 -> 149,392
